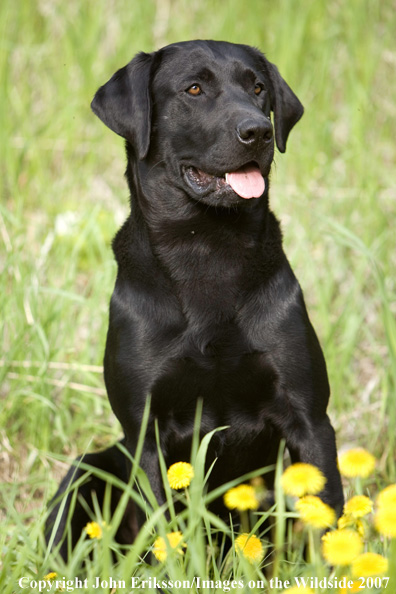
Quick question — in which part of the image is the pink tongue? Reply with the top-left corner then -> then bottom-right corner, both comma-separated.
225,164 -> 265,199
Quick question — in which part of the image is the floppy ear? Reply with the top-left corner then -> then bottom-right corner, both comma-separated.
266,61 -> 304,153
91,52 -> 153,160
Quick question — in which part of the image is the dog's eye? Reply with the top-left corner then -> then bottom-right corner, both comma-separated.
254,84 -> 263,95
186,84 -> 202,96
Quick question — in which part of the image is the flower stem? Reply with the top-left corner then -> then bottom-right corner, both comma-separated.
354,477 -> 363,495
240,510 -> 250,534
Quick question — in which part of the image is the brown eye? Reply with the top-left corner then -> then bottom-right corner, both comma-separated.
254,84 -> 263,95
187,84 -> 202,96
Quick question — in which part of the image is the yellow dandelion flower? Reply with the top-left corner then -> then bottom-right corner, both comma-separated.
153,531 -> 185,562
167,462 -> 194,489
343,495 -> 373,518
153,537 -> 168,562
338,448 -> 376,478
85,521 -> 103,540
234,533 -> 264,564
295,495 -> 336,528
282,586 -> 314,594
281,463 -> 326,497
224,484 -> 259,511
351,552 -> 389,577
337,514 -> 364,537
377,484 -> 396,507
375,484 -> 396,537
337,515 -> 351,530
250,476 -> 266,488
374,505 -> 396,538
44,572 -> 57,580
321,529 -> 363,566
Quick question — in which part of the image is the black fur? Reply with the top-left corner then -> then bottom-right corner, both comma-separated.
46,40 -> 343,558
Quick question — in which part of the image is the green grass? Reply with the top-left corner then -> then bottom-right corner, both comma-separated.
1,0 -> 396,591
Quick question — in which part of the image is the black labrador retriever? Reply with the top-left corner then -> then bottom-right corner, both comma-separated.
46,40 -> 344,559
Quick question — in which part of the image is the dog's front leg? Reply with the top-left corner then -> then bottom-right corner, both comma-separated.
284,414 -> 344,513
123,427 -> 168,528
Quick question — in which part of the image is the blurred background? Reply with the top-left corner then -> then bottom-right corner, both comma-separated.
1,0 -> 395,535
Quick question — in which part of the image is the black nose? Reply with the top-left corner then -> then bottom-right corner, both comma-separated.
236,117 -> 273,145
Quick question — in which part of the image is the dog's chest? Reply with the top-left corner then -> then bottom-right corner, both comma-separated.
150,224 -> 281,408
156,230 -> 263,326
151,340 -> 278,426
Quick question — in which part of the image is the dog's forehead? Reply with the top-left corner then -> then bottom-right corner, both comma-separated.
153,41 -> 263,86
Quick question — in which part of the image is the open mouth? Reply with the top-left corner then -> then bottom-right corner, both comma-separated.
183,162 -> 265,200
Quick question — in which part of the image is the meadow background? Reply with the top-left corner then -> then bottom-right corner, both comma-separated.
1,0 -> 395,590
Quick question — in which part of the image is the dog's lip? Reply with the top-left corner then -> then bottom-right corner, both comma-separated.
183,161 -> 261,180
182,161 -> 264,197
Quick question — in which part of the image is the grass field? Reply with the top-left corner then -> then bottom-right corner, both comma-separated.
1,0 -> 396,592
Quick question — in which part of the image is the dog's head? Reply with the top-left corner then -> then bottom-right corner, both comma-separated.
92,40 -> 303,208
